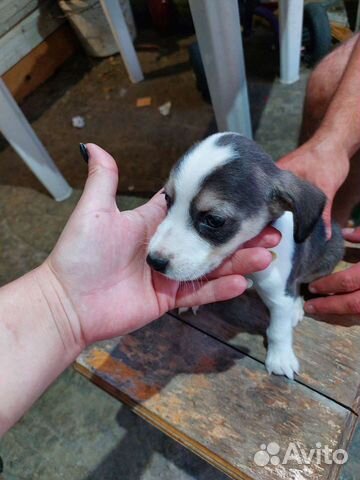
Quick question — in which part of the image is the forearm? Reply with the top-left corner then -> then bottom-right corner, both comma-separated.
277,36 -> 360,215
0,264 -> 82,435
319,35 -> 360,157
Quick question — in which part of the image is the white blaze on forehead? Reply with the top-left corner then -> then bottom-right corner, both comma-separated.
172,133 -> 235,202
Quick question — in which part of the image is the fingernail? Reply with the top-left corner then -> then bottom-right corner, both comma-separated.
342,227 -> 355,235
270,251 -> 277,261
305,303 -> 315,314
246,278 -> 254,289
309,285 -> 317,293
79,143 -> 89,163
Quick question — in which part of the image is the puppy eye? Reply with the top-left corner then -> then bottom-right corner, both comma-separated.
202,214 -> 225,229
161,191 -> 172,209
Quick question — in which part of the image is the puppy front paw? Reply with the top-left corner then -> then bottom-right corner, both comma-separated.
265,345 -> 300,380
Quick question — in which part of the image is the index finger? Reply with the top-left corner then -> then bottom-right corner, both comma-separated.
309,262 -> 360,294
342,227 -> 360,243
209,247 -> 272,279
134,190 -> 167,228
243,226 -> 281,248
305,290 -> 360,316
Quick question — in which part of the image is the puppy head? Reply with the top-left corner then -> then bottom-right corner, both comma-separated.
147,133 -> 326,281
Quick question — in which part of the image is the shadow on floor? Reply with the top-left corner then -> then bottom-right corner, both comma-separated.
85,407 -> 228,480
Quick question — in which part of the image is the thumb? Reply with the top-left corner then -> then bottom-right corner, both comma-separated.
342,226 -> 360,243
78,143 -> 119,212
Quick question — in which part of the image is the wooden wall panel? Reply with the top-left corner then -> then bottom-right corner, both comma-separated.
0,0 -> 64,76
0,0 -> 45,37
3,24 -> 79,102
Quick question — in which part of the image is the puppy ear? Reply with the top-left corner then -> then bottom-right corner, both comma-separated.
271,171 -> 326,243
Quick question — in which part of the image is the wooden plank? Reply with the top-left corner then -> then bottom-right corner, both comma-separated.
0,0 -> 64,76
0,0 -> 46,38
75,314 -> 356,480
174,258 -> 360,415
2,24 -> 79,103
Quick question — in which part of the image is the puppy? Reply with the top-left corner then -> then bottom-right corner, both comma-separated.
147,133 -> 344,379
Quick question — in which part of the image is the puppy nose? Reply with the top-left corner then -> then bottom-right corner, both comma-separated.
146,254 -> 169,273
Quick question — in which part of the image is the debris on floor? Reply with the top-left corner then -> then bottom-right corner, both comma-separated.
158,101 -> 172,116
71,115 -> 86,128
136,97 -> 152,107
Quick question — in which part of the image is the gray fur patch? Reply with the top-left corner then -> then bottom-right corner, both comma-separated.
286,220 -> 344,296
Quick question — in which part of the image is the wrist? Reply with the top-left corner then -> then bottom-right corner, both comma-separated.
306,128 -> 350,173
278,130 -> 350,209
310,127 -> 347,155
35,261 -> 85,358
317,118 -> 360,159
0,265 -> 84,434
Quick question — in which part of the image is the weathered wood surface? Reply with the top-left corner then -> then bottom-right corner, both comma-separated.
76,314 -> 357,480
3,24 -> 78,102
174,258 -> 360,414
0,0 -> 63,75
0,0 -> 46,38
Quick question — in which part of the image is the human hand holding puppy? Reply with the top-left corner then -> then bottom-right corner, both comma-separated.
305,227 -> 360,316
277,131 -> 350,238
0,143 -> 279,434
278,132 -> 360,318
277,34 -> 360,318
49,143 -> 279,345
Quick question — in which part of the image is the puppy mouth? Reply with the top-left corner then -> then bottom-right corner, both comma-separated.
160,271 -> 208,282
157,260 -> 221,282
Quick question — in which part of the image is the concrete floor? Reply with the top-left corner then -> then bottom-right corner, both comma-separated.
0,29 -> 304,197
0,26 -> 359,480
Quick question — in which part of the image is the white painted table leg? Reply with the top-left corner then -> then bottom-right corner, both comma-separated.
0,79 -> 72,201
189,0 -> 252,138
279,0 -> 304,84
100,0 -> 143,83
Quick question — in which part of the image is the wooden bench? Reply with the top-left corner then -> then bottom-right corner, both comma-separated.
75,254 -> 360,480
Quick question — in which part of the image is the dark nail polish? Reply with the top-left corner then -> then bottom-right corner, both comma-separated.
79,143 -> 89,163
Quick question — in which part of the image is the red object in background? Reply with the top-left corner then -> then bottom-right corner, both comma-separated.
147,0 -> 174,32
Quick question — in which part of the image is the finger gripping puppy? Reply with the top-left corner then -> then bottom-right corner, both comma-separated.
147,133 -> 344,379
